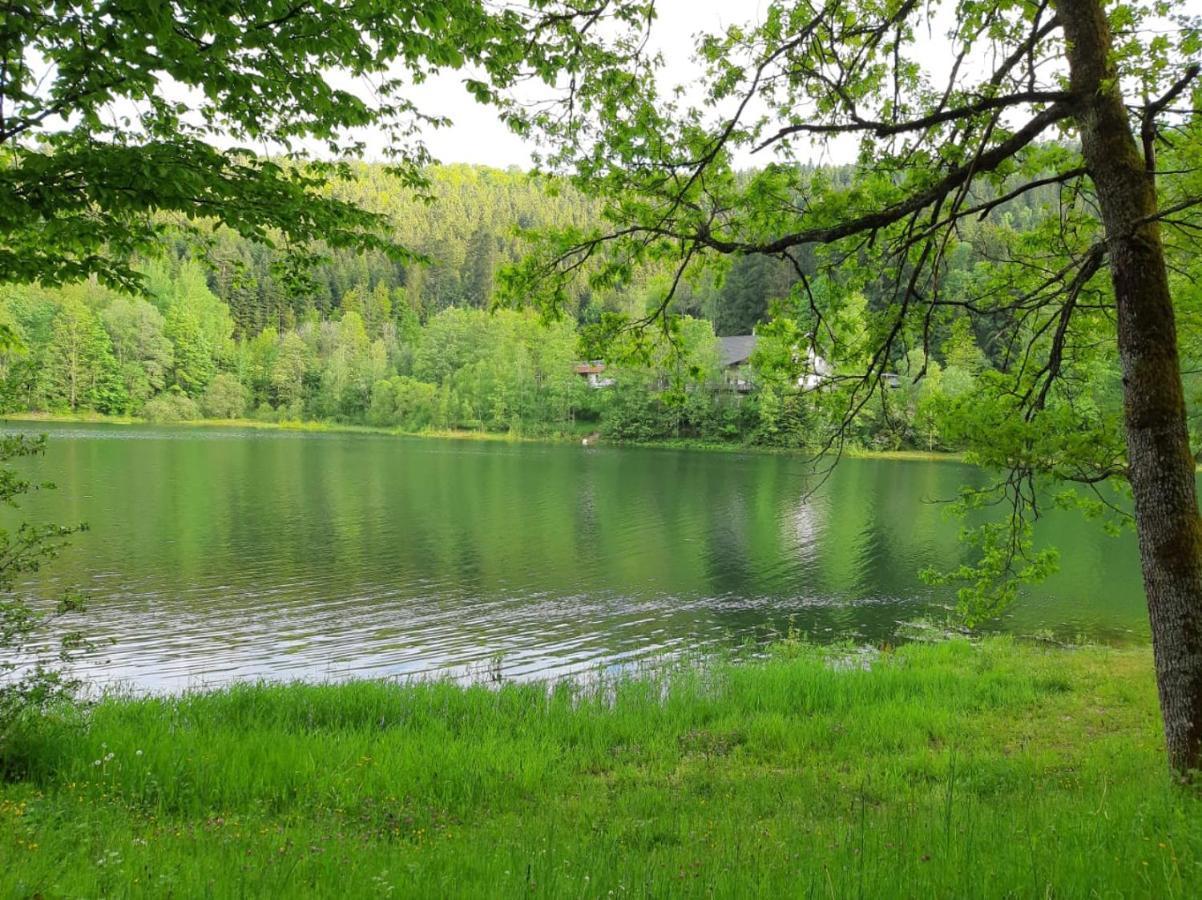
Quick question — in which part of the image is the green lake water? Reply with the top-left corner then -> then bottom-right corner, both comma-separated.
4,422 -> 1148,690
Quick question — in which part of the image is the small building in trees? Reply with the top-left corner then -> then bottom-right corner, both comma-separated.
718,334 -> 832,392
574,362 -> 615,389
572,334 -> 835,393
719,334 -> 759,392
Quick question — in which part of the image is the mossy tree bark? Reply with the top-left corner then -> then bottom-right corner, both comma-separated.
1056,0 -> 1202,777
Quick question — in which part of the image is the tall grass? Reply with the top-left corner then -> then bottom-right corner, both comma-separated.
1,638 -> 1197,897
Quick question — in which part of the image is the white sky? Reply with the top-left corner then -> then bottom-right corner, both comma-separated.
400,0 -> 1202,171
399,0 -> 774,169
32,0 -> 1201,170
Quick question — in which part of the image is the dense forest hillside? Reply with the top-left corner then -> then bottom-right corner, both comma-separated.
0,161 -> 1174,451
199,164 -> 602,333
188,163 -> 1065,339
175,163 -> 820,338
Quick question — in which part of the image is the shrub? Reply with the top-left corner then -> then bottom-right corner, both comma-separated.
142,392 -> 200,423
0,435 -> 87,751
200,373 -> 248,420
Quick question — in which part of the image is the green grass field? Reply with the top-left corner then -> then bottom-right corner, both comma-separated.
1,638 -> 1198,898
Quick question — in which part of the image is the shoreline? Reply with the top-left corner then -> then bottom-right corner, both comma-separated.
0,410 -> 548,444
1,410 -> 967,462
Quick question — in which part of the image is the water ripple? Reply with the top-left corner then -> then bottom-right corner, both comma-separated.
4,421 -> 1149,692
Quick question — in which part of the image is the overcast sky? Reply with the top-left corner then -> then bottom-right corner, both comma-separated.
403,0 -> 773,169
288,0 -> 1201,170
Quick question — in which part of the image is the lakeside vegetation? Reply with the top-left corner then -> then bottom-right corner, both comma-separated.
2,410 -> 975,465
1,409 -> 566,444
2,638 -> 1197,897
3,4 -> 1202,897
0,163 -> 1146,456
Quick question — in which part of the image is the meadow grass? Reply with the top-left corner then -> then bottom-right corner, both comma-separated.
1,637 -> 1198,898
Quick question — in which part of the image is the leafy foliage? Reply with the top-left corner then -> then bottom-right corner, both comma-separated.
0,435 -> 86,747
496,0 -> 1202,621
0,0 -> 653,292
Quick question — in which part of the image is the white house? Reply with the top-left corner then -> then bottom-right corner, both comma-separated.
799,344 -> 833,390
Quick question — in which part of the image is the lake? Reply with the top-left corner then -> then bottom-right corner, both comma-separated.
3,422 -> 1148,690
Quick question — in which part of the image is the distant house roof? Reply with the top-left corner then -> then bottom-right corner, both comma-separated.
719,334 -> 758,368
574,363 -> 606,375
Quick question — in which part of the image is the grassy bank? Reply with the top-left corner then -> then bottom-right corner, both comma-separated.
2,410 -> 968,462
1,410 -> 578,445
1,638 -> 1197,897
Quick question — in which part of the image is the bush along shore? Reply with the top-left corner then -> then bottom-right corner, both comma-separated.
1,638 -> 1199,898
2,410 -> 968,464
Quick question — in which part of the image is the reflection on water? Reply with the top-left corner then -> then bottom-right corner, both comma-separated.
2,422 -> 1147,691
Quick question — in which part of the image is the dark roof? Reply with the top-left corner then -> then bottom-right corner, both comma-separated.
718,334 -> 758,368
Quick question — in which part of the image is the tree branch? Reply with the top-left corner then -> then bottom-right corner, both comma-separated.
752,91 -> 1071,151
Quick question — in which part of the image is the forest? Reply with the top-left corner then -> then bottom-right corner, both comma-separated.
0,160 -> 1148,453
7,0 -> 1202,895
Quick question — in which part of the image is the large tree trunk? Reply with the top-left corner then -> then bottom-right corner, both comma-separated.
1056,0 -> 1202,776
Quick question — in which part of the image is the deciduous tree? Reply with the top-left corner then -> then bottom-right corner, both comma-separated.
508,0 -> 1202,775
0,0 -> 651,292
